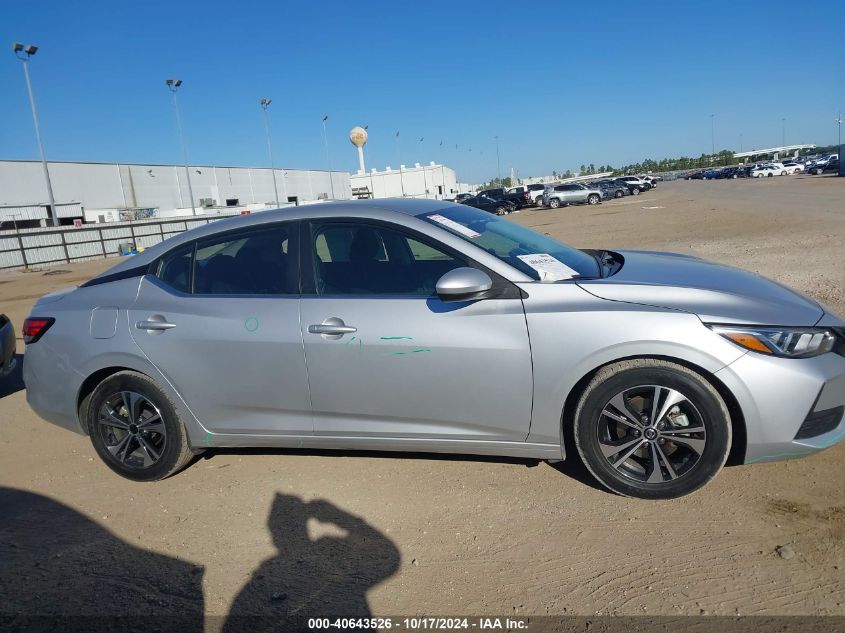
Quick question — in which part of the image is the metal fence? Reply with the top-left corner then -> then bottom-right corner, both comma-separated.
0,212 -> 241,270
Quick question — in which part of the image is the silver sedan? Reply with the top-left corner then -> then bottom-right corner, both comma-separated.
23,199 -> 845,498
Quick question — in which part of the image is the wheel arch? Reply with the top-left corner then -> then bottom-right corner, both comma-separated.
560,354 -> 747,466
77,366 -> 145,435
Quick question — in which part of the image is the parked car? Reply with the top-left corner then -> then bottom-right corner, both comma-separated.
543,184 -> 603,208
751,164 -> 787,178
0,314 -> 15,378
23,199 -> 845,499
594,181 -> 628,199
614,177 -> 651,194
478,187 -> 531,209
460,194 -> 514,215
809,158 -> 839,175
702,169 -> 722,180
639,175 -> 658,187
453,193 -> 474,203
782,162 -> 804,174
685,170 -> 705,180
526,183 -> 547,205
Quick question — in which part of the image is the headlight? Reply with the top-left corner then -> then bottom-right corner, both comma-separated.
709,325 -> 837,358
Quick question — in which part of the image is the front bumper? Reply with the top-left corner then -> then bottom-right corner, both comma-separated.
716,349 -> 845,464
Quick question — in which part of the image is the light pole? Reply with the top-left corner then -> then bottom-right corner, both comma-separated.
320,115 -> 335,199
710,114 -> 715,156
494,135 -> 501,184
781,117 -> 786,147
13,43 -> 58,226
165,79 -> 196,215
395,131 -> 405,197
260,99 -> 280,207
836,113 -> 842,149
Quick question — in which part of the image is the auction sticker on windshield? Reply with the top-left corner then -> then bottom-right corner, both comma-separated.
516,253 -> 580,281
427,214 -> 480,238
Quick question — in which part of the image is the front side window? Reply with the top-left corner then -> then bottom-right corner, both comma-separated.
312,223 -> 466,295
193,225 -> 294,295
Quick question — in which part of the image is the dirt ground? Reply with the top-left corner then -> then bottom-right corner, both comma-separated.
1,175 -> 844,625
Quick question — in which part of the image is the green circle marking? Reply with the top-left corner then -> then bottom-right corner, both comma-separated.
244,316 -> 260,333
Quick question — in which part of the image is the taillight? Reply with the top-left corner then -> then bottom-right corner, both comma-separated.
23,317 -> 55,344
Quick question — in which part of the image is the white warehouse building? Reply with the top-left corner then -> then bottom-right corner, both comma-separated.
349,162 -> 458,200
0,159 -> 351,226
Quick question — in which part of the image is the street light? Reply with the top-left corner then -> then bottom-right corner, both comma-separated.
165,79 -> 196,215
710,114 -> 715,156
320,114 -> 335,199
13,42 -> 58,226
836,113 -> 842,149
260,98 -> 280,207
781,117 -> 786,147
395,130 -> 405,197
494,135 -> 501,184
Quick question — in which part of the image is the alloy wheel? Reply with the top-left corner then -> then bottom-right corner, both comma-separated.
597,385 -> 706,484
97,391 -> 167,470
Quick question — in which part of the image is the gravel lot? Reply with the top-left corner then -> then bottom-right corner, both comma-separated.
1,175 -> 844,625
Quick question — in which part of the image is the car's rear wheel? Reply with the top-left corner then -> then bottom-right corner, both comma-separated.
495,206 -> 509,215
615,190 -> 623,198
815,168 -> 823,175
548,198 -> 561,208
587,194 -> 600,205
631,188 -> 640,195
87,371 -> 194,481
573,359 -> 731,499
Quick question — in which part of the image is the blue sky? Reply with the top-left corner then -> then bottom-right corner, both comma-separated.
1,0 -> 843,182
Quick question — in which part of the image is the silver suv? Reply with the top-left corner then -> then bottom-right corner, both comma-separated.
542,183 -> 602,208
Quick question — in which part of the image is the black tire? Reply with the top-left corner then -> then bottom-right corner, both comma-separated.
587,194 -> 600,205
87,370 -> 194,481
495,206 -> 508,216
815,168 -> 823,175
573,359 -> 731,499
535,199 -> 544,208
548,198 -> 561,209
615,190 -> 623,198
631,188 -> 640,195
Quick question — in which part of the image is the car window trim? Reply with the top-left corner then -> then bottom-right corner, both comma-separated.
301,217 -> 523,300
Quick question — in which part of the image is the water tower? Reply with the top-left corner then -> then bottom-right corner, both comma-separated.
349,126 -> 368,173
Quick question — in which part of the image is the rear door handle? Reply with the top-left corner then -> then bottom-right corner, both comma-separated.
308,317 -> 357,336
308,324 -> 357,335
136,320 -> 176,331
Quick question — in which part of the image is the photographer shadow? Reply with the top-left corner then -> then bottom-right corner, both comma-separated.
223,493 -> 400,632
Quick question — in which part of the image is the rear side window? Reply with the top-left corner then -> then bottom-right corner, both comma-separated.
156,244 -> 193,293
194,226 -> 294,295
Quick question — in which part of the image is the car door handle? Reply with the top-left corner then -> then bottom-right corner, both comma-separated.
308,317 -> 357,336
308,324 -> 357,335
136,320 -> 176,331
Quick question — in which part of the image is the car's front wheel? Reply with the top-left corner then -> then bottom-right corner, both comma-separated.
87,370 -> 194,481
588,194 -> 600,205
631,188 -> 640,195
573,359 -> 731,499
615,190 -> 624,198
548,198 -> 561,208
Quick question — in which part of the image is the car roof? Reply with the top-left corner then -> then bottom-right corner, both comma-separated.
95,198 -> 456,277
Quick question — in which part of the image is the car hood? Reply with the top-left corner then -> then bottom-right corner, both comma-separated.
576,250 -> 824,325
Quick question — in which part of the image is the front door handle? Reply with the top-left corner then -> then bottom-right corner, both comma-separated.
308,317 -> 357,336
136,319 -> 176,331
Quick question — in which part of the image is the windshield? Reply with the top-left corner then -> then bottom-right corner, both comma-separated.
418,205 -> 600,280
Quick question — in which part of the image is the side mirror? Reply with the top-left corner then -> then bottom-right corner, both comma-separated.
436,267 -> 493,301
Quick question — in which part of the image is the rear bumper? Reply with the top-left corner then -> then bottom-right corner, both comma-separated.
23,338 -> 87,435
716,350 -> 845,464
